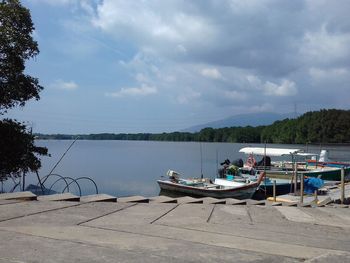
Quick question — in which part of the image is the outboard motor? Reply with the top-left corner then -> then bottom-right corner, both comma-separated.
257,156 -> 271,167
232,158 -> 244,168
319,150 -> 329,162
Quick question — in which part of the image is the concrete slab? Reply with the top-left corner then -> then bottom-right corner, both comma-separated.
305,252 -> 350,263
0,201 -> 80,222
298,203 -> 313,208
0,227 -> 296,263
149,196 -> 177,203
326,204 -> 349,208
199,197 -> 226,204
275,206 -> 316,224
155,204 -> 213,226
85,203 -> 177,226
317,196 -> 332,206
225,198 -> 247,205
266,201 -> 283,206
0,202 -> 132,227
38,193 -> 80,202
80,194 -> 117,203
308,207 -> 350,228
0,191 -> 37,201
209,205 -> 250,224
283,202 -> 298,207
246,199 -> 266,206
0,199 -> 22,205
1,201 -> 350,262
184,214 -> 350,251
78,222 -> 347,260
117,195 -> 149,203
247,205 -> 288,225
176,196 -> 203,204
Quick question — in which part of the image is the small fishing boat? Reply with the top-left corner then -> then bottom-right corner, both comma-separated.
239,147 -> 350,181
157,170 -> 265,199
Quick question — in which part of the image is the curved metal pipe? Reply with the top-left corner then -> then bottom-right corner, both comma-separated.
40,174 -> 70,193
75,177 -> 99,195
60,177 -> 82,196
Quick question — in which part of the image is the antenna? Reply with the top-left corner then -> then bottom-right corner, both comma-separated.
216,149 -> 219,177
294,102 -> 297,118
200,142 -> 203,179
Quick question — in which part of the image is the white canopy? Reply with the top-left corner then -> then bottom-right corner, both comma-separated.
239,147 -> 301,157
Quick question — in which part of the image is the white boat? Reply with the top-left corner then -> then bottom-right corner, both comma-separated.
157,170 -> 265,199
239,146 -> 350,181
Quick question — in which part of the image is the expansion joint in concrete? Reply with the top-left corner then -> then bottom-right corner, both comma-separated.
77,203 -> 138,225
150,204 -> 179,224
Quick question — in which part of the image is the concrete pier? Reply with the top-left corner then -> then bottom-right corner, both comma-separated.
0,193 -> 349,262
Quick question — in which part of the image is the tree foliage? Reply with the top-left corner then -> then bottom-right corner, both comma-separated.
0,0 -> 42,113
0,0 -> 48,182
0,119 -> 48,181
36,109 -> 350,144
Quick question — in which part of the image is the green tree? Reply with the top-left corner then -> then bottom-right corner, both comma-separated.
0,0 -> 48,183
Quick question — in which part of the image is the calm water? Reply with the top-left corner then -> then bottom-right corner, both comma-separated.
5,140 -> 350,197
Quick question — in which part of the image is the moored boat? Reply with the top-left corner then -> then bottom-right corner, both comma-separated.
157,170 -> 265,199
239,147 -> 350,181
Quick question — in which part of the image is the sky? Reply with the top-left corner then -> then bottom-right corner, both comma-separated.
6,0 -> 350,134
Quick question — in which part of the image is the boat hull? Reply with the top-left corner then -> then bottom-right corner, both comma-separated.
157,180 -> 257,199
256,167 -> 350,181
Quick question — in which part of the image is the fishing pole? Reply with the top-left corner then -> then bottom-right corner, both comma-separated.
41,136 -> 79,186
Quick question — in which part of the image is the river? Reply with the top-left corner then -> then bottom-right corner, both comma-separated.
3,140 -> 350,197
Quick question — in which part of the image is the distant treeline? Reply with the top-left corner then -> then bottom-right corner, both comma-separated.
36,109 -> 350,144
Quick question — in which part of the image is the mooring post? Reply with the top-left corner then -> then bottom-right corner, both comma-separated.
300,173 -> 304,204
314,190 -> 318,204
341,168 -> 345,205
22,172 -> 26,191
294,161 -> 297,195
273,180 -> 276,202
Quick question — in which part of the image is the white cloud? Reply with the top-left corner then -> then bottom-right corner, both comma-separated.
301,25 -> 350,66
200,68 -> 223,80
106,84 -> 157,98
177,90 -> 201,104
263,80 -> 297,97
251,103 -> 274,112
223,90 -> 247,101
309,67 -> 349,82
51,79 -> 79,90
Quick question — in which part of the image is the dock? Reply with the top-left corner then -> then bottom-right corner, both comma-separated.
0,192 -> 350,262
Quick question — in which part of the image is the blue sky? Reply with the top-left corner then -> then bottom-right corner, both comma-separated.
7,0 -> 350,134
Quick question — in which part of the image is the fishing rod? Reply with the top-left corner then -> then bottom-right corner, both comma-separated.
41,136 -> 79,186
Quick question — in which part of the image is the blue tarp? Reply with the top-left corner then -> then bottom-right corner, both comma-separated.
304,177 -> 324,194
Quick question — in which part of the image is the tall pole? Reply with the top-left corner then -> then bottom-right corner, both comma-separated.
341,168 -> 345,205
300,173 -> 304,204
264,142 -> 267,197
294,155 -> 297,194
200,142 -> 203,179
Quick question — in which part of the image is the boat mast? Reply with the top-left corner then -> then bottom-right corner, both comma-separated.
200,142 -> 203,179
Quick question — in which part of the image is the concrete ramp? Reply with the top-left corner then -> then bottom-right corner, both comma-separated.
176,196 -> 203,204
200,197 -> 226,204
149,196 -> 177,203
38,193 -> 80,202
0,191 -> 37,201
117,195 -> 149,203
81,194 -> 117,203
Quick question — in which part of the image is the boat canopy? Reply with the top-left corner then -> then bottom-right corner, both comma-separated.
239,147 -> 301,157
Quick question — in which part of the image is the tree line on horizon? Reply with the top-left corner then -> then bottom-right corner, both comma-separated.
36,109 -> 350,144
